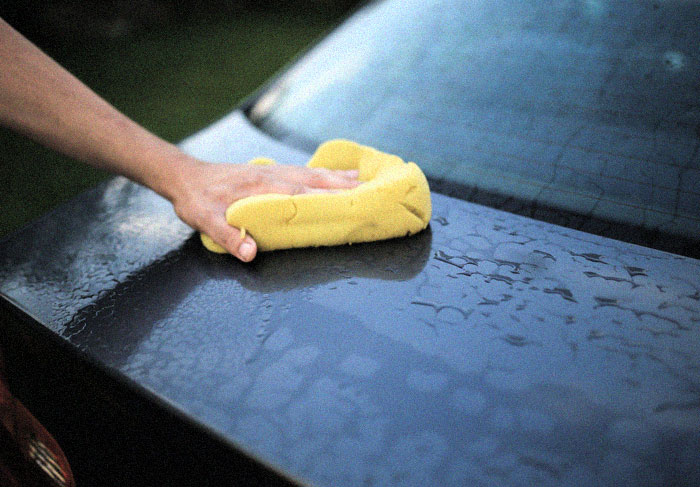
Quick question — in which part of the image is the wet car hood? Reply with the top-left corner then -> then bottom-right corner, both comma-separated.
1,111 -> 699,486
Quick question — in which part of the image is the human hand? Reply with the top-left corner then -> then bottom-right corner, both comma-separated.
168,157 -> 360,262
1,18 -> 363,262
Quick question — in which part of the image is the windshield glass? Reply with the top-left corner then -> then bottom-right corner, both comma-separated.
250,0 -> 700,249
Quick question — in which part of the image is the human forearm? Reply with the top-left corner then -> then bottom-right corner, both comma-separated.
0,17 -> 360,262
0,17 -> 188,200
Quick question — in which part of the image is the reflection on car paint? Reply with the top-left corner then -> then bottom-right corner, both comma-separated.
1,102 -> 699,487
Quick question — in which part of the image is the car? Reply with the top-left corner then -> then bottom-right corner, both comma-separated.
1,0 -> 699,485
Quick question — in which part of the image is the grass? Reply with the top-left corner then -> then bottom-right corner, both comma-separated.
0,6 -> 347,237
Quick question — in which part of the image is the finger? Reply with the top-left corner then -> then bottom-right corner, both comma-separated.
233,184 -> 345,201
276,166 -> 359,189
312,168 -> 359,179
300,168 -> 361,190
203,212 -> 257,262
301,187 -> 343,194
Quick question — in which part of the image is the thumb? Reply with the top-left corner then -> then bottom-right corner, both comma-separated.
204,213 -> 258,262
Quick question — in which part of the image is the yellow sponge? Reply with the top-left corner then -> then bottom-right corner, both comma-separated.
201,139 -> 431,253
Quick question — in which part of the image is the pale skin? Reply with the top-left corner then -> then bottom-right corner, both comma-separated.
0,18 -> 359,262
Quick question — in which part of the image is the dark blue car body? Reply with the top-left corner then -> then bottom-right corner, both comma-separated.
1,1 -> 699,485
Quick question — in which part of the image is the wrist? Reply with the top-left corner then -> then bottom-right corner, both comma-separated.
143,146 -> 204,203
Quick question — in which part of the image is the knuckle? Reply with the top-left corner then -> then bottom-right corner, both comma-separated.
307,172 -> 327,187
223,229 -> 242,249
250,171 -> 266,188
199,210 -> 219,229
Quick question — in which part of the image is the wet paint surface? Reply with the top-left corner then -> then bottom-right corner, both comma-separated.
254,0 -> 700,258
2,112 -> 700,486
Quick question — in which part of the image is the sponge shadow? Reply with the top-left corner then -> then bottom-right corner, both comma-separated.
199,226 -> 433,292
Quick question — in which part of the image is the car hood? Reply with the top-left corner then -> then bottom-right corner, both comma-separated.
1,111 -> 699,486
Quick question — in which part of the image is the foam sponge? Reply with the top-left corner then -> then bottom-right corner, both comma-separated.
201,139 -> 431,253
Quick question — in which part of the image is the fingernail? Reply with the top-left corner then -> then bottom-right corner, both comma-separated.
239,242 -> 254,261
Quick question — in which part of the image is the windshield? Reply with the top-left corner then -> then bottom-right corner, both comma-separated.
250,0 -> 700,253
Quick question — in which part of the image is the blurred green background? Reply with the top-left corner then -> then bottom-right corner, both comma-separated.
0,0 -> 359,237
